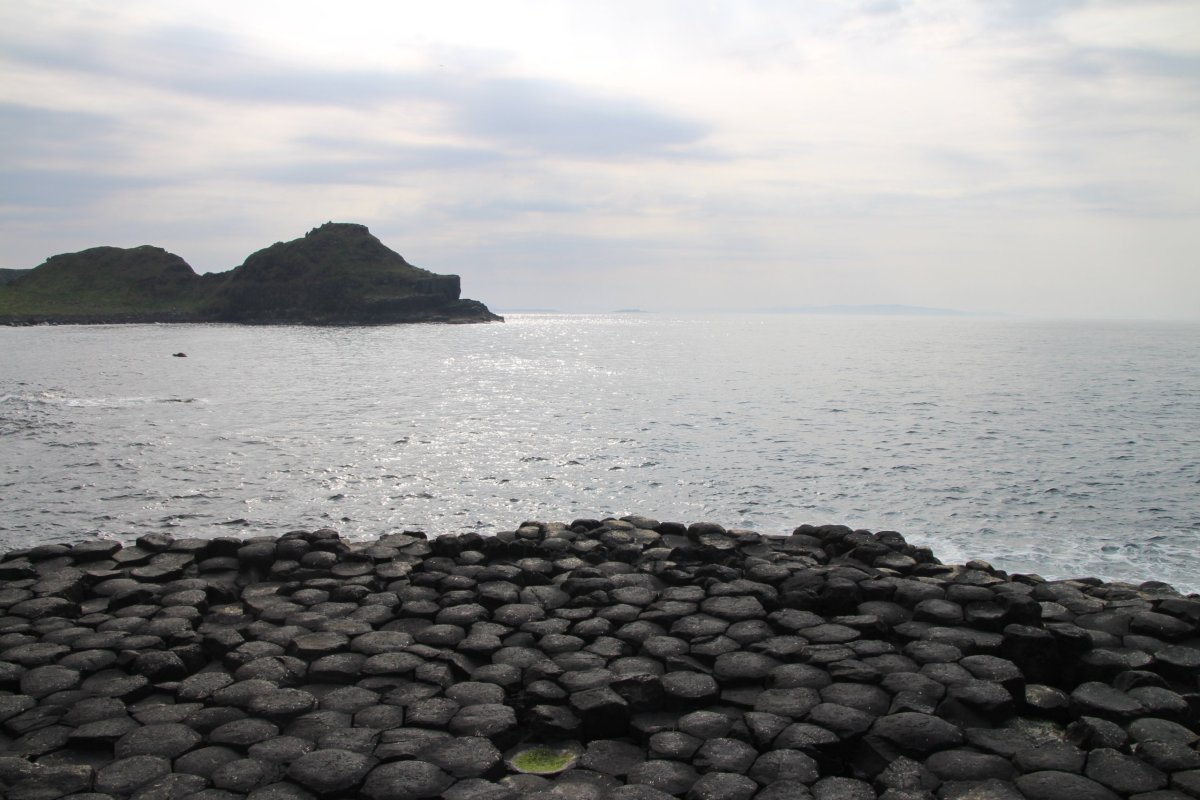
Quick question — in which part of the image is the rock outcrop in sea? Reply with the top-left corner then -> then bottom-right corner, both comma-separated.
1,518 -> 1197,799
0,223 -> 501,325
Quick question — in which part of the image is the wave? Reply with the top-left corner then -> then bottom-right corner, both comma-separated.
2,392 -> 205,408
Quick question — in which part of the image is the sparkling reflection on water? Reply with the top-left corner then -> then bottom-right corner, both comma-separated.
1,315 -> 1197,592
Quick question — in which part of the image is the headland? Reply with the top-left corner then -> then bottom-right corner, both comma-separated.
0,223 -> 501,326
0,518 -> 1197,799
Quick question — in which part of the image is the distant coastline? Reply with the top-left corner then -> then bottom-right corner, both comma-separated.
499,305 -> 1007,317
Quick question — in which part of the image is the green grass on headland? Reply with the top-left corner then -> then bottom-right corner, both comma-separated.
0,223 -> 501,324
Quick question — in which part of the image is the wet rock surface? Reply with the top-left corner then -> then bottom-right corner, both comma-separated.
0,519 -> 1197,798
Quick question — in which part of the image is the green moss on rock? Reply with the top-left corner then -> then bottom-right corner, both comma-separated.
507,746 -> 579,775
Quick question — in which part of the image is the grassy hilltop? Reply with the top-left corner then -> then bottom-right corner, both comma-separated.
0,223 -> 501,325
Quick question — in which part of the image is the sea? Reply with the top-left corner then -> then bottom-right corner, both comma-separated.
1,314 -> 1197,593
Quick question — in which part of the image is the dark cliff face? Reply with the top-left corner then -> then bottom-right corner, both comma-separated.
0,268 -> 33,286
0,224 -> 502,325
209,222 -> 499,324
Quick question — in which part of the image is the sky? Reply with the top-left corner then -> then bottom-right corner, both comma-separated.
2,1 -> 1198,318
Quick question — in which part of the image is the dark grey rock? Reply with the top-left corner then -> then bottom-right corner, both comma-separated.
875,755 -> 938,794
712,650 -> 779,682
286,748 -> 374,796
403,697 -> 459,728
19,665 -> 81,698
183,705 -> 247,734
1070,682 -> 1146,721
743,711 -> 790,748
1013,741 -> 1086,773
913,599 -> 964,626
903,641 -> 962,665
175,745 -> 243,778
114,722 -> 201,759
662,671 -> 715,710
936,778 -> 1023,800
925,749 -> 1016,782
1084,747 -> 1168,794
307,653 -> 365,683
774,722 -> 841,753
1174,770 -> 1200,798
1128,717 -> 1199,745
1134,741 -> 1200,772
9,722 -> 72,757
445,681 -> 506,707
418,736 -> 501,779
350,631 -> 414,655
1066,716 -> 1129,750
212,758 -> 283,792
753,687 -> 820,718
676,710 -> 735,738
361,759 -> 454,800
749,749 -> 820,785
249,689 -> 318,721
177,671 -> 236,702
755,782 -> 817,800
1130,610 -> 1193,640
811,776 -> 875,800
94,755 -> 172,796
685,771 -> 757,800
69,715 -> 142,746
211,679 -> 280,709
131,650 -> 188,681
448,703 -> 517,739
627,760 -> 699,795
317,685 -> 379,713
129,772 -> 210,800
1155,645 -> 1200,681
317,726 -> 379,754
820,683 -> 891,716
209,718 -> 281,749
599,784 -> 677,800
580,739 -> 645,777
693,737 -> 758,773
699,596 -> 766,622
939,680 -> 1015,725
648,730 -> 703,760
441,778 -> 518,800
869,712 -> 964,756
768,664 -> 833,690
806,702 -> 877,739
2,763 -> 94,800
1023,684 -> 1070,719
248,736 -> 316,765
354,704 -> 406,729
1014,770 -> 1121,800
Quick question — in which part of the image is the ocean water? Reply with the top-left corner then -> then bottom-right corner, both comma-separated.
1,314 -> 1197,592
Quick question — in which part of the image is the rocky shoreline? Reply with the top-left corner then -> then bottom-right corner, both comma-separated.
1,519 -> 1197,800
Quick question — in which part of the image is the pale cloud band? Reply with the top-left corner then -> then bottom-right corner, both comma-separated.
2,1 -> 1197,318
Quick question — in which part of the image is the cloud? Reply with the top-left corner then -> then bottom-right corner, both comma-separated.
0,104 -> 126,164
252,140 -> 511,185
2,23 -> 709,161
0,104 -> 160,210
0,2 -> 1197,318
0,168 -> 161,210
454,77 -> 707,158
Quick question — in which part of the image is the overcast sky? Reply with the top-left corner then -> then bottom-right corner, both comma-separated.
2,1 -> 1198,318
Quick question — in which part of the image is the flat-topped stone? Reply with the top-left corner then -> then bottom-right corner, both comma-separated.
0,520 -> 1196,799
